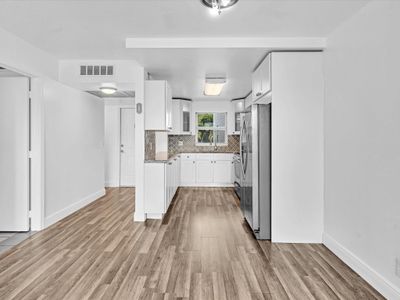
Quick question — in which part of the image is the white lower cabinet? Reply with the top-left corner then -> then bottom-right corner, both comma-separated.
196,161 -> 213,183
145,155 -> 181,218
213,160 -> 233,185
181,153 -> 234,187
181,160 -> 196,186
145,153 -> 234,218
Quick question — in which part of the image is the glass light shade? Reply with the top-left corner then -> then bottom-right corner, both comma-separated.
204,82 -> 225,96
100,86 -> 117,95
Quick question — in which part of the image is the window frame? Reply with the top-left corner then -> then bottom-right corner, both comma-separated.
195,112 -> 228,146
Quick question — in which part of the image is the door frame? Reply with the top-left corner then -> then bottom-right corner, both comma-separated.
0,63 -> 43,231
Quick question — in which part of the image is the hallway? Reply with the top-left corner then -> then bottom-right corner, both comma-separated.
0,188 -> 382,299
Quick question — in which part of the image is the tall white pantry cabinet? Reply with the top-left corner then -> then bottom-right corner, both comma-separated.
252,52 -> 324,243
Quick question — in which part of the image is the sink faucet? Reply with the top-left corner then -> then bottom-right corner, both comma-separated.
213,138 -> 218,151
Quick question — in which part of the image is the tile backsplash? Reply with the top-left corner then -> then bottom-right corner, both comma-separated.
145,131 -> 240,160
145,131 -> 156,160
168,134 -> 240,156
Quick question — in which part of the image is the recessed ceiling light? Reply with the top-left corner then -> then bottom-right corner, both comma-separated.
202,0 -> 239,15
204,77 -> 226,96
99,86 -> 117,95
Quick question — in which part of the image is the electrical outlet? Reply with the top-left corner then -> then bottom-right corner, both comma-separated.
178,140 -> 183,146
396,258 -> 400,278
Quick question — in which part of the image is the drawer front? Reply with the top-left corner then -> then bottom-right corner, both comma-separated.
181,153 -> 196,161
196,154 -> 213,161
213,153 -> 234,161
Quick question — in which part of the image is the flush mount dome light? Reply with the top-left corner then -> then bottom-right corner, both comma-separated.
204,77 -> 226,96
99,86 -> 117,95
202,0 -> 239,15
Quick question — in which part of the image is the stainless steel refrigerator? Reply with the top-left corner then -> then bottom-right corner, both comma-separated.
240,103 -> 271,240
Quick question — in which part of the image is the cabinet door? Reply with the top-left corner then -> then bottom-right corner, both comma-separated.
181,101 -> 192,134
171,100 -> 181,134
259,54 -> 271,95
252,68 -> 262,101
213,160 -> 233,184
145,81 -> 167,130
165,83 -> 173,131
196,161 -> 214,184
166,163 -> 172,207
181,160 -> 196,186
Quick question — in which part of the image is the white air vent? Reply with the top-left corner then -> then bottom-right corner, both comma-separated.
80,65 -> 114,76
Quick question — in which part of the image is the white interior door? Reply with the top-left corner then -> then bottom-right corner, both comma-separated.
120,108 -> 135,187
0,77 -> 30,231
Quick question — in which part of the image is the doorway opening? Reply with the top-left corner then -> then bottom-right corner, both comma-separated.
0,66 -> 33,253
104,98 -> 135,188
119,108 -> 135,187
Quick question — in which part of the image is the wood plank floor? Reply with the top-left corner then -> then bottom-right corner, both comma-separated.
0,187 -> 383,300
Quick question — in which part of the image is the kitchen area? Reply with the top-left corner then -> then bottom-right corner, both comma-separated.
143,51 -> 324,243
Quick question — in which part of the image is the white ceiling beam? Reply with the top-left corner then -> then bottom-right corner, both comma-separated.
126,37 -> 327,49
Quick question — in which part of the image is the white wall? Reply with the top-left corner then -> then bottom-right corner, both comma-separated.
0,27 -> 58,78
271,52 -> 324,243
104,98 -> 135,187
191,99 -> 235,134
39,79 -> 105,226
323,1 -> 400,298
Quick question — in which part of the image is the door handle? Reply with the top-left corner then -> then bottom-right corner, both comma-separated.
256,92 -> 262,97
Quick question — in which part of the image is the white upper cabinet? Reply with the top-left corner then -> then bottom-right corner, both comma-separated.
252,53 -> 271,102
170,99 -> 192,135
145,80 -> 172,131
232,99 -> 245,134
244,92 -> 252,109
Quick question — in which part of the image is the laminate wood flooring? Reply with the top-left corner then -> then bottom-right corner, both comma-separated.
0,187 -> 384,300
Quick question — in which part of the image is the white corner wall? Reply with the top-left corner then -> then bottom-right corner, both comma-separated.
40,79 -> 105,227
323,1 -> 400,298
271,52 -> 324,243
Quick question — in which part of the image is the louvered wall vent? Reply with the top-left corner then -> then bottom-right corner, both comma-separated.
80,65 -> 114,76
86,90 -> 135,98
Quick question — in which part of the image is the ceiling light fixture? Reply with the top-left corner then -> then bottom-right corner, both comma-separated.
204,77 -> 226,96
201,0 -> 239,16
99,86 -> 117,95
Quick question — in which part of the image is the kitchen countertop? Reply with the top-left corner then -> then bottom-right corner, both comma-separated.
144,152 -> 238,163
144,154 -> 180,164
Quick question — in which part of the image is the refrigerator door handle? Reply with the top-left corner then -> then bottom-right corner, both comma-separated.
242,120 -> 249,176
240,120 -> 246,177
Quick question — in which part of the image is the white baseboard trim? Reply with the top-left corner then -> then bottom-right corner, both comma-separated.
105,181 -> 119,187
146,213 -> 163,220
44,189 -> 106,228
134,211 -> 146,222
323,233 -> 400,300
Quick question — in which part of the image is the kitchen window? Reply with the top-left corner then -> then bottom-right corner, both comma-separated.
195,112 -> 227,146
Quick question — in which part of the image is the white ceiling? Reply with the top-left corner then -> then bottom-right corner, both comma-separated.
0,0 -> 368,100
137,48 -> 267,100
